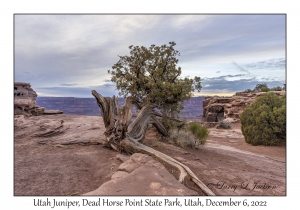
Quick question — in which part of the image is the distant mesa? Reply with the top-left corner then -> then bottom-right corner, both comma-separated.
14,82 -> 63,117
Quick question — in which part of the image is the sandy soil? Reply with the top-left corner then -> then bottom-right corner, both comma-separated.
144,122 -> 286,196
14,114 -> 286,196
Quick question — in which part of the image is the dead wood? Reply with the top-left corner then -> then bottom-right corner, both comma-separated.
91,90 -> 215,196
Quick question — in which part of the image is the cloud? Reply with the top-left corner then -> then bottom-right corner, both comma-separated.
178,15 -> 285,64
14,14 -> 286,97
36,84 -> 119,98
232,61 -> 252,77
23,71 -> 37,78
244,58 -> 286,70
60,83 -> 78,86
201,74 -> 284,94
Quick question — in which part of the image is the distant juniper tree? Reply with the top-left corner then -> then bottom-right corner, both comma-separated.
253,83 -> 269,92
269,86 -> 283,91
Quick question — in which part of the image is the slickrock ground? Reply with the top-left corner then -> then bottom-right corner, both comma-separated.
14,114 -> 286,196
83,153 -> 198,196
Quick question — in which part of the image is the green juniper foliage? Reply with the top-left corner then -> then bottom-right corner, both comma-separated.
108,42 -> 202,129
240,92 -> 286,146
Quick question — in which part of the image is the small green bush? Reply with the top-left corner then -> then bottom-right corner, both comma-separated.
167,122 -> 209,148
188,122 -> 209,145
240,92 -> 286,146
217,120 -> 232,129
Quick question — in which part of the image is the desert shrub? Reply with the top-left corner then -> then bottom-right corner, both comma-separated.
270,86 -> 283,91
217,120 -> 232,129
243,89 -> 252,93
260,86 -> 270,92
188,122 -> 209,145
168,129 -> 197,148
167,122 -> 209,148
240,92 -> 286,146
251,83 -> 286,93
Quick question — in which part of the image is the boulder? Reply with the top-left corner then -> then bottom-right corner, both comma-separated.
14,82 -> 45,116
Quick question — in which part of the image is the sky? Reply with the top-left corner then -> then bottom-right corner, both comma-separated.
14,14 -> 286,98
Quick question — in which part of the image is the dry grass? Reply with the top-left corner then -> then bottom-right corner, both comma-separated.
168,129 -> 197,148
151,139 -> 160,147
217,120 -> 232,129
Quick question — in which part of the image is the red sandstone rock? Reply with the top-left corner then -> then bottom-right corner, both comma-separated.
202,91 -> 286,122
14,82 -> 63,116
83,153 -> 198,196
14,82 -> 45,116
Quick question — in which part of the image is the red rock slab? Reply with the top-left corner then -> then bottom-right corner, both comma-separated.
83,153 -> 198,196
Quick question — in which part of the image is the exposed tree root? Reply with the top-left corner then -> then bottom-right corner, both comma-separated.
121,138 -> 215,196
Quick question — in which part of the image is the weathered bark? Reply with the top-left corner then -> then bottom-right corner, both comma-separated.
91,90 -> 215,196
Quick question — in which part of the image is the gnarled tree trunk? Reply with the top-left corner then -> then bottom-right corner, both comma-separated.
92,90 -> 215,196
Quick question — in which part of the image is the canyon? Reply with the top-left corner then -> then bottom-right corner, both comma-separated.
36,96 -> 204,121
